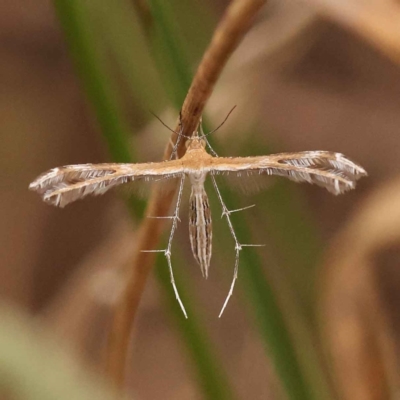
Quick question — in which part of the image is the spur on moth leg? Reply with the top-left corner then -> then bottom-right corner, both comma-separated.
29,113 -> 367,317
142,175 -> 187,318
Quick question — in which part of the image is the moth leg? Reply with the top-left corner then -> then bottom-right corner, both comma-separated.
169,123 -> 184,160
169,133 -> 182,160
147,215 -> 181,222
211,176 -> 241,317
211,176 -> 242,318
204,137 -> 218,157
165,175 -> 187,316
211,176 -> 263,317
143,174 -> 187,318
221,204 -> 255,215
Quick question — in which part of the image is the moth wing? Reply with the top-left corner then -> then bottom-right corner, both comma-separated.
216,172 -> 275,195
29,161 -> 185,207
119,173 -> 184,200
207,151 -> 367,195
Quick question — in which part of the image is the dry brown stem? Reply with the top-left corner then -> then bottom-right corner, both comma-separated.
105,0 -> 266,390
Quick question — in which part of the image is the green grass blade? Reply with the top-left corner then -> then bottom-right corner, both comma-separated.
146,0 -> 193,105
93,0 -> 167,112
53,0 -> 133,164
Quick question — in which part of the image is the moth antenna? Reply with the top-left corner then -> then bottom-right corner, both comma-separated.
150,111 -> 177,134
202,105 -> 237,138
149,112 -> 187,160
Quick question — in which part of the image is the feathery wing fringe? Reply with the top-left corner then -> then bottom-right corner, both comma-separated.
29,162 -> 184,207
29,151 -> 366,207
208,151 -> 367,195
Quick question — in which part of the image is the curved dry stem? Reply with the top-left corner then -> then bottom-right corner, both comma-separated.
105,0 -> 267,390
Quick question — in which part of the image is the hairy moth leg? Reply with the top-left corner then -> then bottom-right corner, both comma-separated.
143,175 -> 187,318
211,176 -> 263,317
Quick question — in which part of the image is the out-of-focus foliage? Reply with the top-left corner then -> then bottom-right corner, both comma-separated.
302,0 -> 400,65
322,178 -> 400,399
0,305 -> 118,400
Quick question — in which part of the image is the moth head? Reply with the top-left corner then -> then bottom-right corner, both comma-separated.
185,136 -> 206,150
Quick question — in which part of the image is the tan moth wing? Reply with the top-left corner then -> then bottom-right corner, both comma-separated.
29,151 -> 367,208
29,161 -> 185,207
206,151 -> 367,195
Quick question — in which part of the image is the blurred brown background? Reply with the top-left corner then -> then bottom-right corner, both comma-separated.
2,0 -> 400,399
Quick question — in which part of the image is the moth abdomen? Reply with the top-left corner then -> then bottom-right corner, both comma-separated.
189,185 -> 212,278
